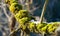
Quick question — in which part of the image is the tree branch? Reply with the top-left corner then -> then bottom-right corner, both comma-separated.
9,22 -> 60,36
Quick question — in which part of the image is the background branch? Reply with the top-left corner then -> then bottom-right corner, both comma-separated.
1,3 -> 10,19
40,0 -> 49,23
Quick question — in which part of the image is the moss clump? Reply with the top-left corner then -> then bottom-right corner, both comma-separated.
18,17 -> 29,24
5,0 -> 10,4
28,22 -> 35,30
5,0 -> 18,5
5,0 -> 59,34
15,10 -> 28,19
9,3 -> 22,14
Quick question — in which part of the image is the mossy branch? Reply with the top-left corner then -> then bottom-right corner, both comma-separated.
5,0 -> 60,36
9,22 -> 60,36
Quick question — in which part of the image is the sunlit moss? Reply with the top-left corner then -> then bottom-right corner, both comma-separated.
9,0 -> 18,4
15,10 -> 28,19
48,27 -> 57,34
35,23 -> 58,34
41,25 -> 48,33
5,0 -> 60,34
19,24 -> 26,30
9,3 -> 22,14
5,0 -> 18,5
18,17 -> 29,24
47,23 -> 58,33
36,23 -> 47,29
5,0 -> 10,4
28,22 -> 35,29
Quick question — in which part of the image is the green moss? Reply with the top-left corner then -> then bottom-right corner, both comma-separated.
5,0 -> 60,34
5,0 -> 18,5
18,17 -> 29,24
10,0 -> 18,4
15,10 -> 28,19
9,3 -> 22,14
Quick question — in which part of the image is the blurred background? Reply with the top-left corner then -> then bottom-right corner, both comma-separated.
0,0 -> 60,36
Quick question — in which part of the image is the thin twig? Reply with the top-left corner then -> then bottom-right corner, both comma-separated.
1,3 -> 10,19
9,27 -> 20,36
40,0 -> 49,23
29,5 -> 40,12
20,30 -> 24,36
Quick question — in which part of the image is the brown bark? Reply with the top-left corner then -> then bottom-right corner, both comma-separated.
9,16 -> 16,36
